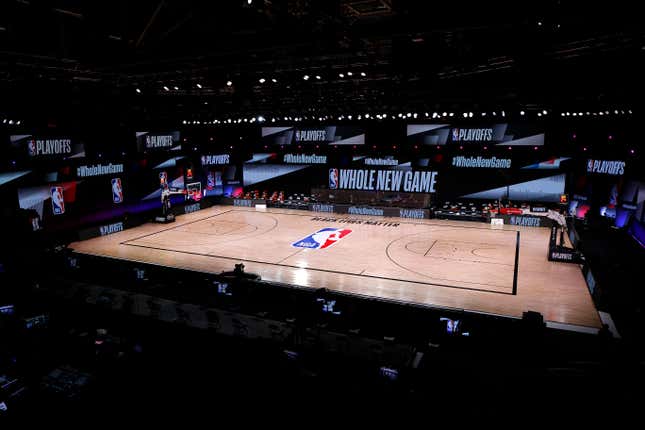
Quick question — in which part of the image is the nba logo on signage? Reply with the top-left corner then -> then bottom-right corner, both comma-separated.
329,168 -> 339,190
28,140 -> 37,157
51,186 -> 65,215
111,178 -> 123,203
207,172 -> 215,190
451,128 -> 460,141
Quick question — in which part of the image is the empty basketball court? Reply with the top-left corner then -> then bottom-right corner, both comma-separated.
69,205 -> 601,329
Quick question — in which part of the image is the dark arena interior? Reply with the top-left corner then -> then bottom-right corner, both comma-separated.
1,0 -> 644,421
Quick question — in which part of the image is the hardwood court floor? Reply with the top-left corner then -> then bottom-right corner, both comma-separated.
69,205 -> 601,328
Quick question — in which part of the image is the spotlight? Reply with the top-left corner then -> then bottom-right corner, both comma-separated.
537,113 -> 542,117
271,78 -> 277,83
16,120 -> 20,125
303,75 -> 310,80
136,88 -> 141,93
520,110 -> 525,115
196,83 -> 202,88
315,75 -> 321,80
226,80 -> 233,86
163,86 -> 170,91
542,109 -> 547,115
347,72 -> 353,76
361,72 -> 366,77
8,120 -> 13,124
468,112 -> 473,117
339,73 -> 344,78
442,112 -> 447,117
449,112 -> 454,117
259,78 -> 266,83
463,112 -> 468,118
173,86 -> 179,90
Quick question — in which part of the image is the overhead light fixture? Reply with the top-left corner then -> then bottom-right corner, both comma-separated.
542,110 -> 548,115
271,78 -> 277,83
315,75 -> 321,80
163,86 -> 170,91
196,83 -> 202,88
520,110 -> 525,115
136,88 -> 141,93
173,86 -> 179,90
339,73 -> 344,78
347,72 -> 353,76
259,78 -> 266,83
226,80 -> 233,86
361,72 -> 366,77
303,75 -> 310,80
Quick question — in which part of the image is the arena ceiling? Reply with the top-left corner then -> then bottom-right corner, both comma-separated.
0,0 -> 643,125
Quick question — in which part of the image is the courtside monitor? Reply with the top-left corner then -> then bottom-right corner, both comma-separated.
318,298 -> 341,315
440,317 -> 461,334
213,280 -> 232,296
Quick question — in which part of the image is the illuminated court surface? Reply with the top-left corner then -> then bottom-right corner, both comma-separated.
69,205 -> 601,328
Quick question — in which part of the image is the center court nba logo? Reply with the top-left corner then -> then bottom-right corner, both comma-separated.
111,178 -> 123,203
329,168 -> 339,189
292,227 -> 352,249
51,186 -> 65,215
